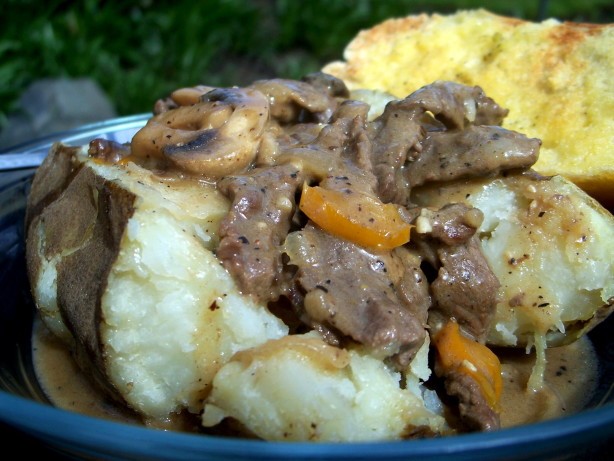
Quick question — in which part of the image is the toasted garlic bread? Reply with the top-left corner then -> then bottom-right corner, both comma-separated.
323,9 -> 614,205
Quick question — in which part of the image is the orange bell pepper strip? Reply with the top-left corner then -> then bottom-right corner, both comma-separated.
299,184 -> 412,251
433,320 -> 503,411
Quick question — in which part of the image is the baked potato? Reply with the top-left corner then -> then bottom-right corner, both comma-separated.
26,143 -> 289,421
413,172 -> 614,349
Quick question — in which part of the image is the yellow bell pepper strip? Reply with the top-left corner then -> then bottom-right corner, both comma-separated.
298,184 -> 412,251
433,320 -> 503,411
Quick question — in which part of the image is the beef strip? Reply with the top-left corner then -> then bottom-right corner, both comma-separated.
367,98 -> 424,205
409,202 -> 483,269
216,163 -> 304,303
368,81 -> 534,205
406,125 -> 541,188
430,236 -> 500,342
284,224 -> 429,366
408,203 -> 499,341
250,74 -> 345,125
415,203 -> 484,246
301,72 -> 350,99
441,369 -> 500,431
274,99 -> 377,194
319,99 -> 374,180
404,81 -> 508,129
390,246 -> 433,367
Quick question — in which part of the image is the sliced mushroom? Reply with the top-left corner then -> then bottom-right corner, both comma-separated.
131,87 -> 270,177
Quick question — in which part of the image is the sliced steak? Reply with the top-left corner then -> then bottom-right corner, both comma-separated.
284,224 -> 429,366
216,163 -> 303,303
415,203 -> 484,246
407,125 -> 541,187
367,81 -> 538,205
442,369 -> 500,432
400,81 -> 508,130
430,236 -> 500,342
368,81 -> 510,205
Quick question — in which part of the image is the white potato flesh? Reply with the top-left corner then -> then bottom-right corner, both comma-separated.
31,248 -> 72,343
202,333 -> 447,441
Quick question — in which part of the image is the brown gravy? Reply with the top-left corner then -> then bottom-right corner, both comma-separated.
31,315 -> 599,432
31,317 -> 141,425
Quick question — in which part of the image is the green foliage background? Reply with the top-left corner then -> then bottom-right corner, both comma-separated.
1,0 -> 612,123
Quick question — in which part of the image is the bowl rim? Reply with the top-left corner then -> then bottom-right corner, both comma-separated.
1,389 -> 613,460
0,113 -> 151,154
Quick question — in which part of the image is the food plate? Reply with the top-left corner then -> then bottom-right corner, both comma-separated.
0,117 -> 612,460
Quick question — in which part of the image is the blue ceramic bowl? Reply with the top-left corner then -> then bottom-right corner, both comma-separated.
0,116 -> 612,460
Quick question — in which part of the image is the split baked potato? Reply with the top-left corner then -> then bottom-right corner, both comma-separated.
26,143 -> 289,421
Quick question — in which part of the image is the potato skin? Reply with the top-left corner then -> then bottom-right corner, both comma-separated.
25,143 -> 80,230
26,143 -> 137,404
